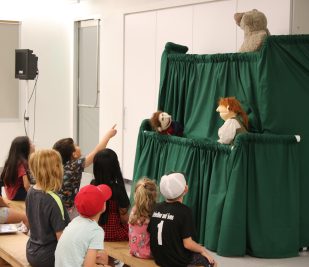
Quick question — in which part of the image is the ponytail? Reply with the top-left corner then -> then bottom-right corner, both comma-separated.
129,178 -> 157,225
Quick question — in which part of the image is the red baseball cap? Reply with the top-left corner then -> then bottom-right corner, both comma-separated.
75,184 -> 112,218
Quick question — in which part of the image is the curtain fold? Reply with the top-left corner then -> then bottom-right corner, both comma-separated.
217,134 -> 300,258
259,35 -> 309,248
159,43 -> 262,139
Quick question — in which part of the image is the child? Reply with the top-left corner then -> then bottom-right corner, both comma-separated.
53,125 -> 117,219
26,149 -> 70,267
0,196 -> 29,228
129,177 -> 157,259
55,184 -> 112,267
91,148 -> 130,241
0,136 -> 35,200
148,172 -> 216,267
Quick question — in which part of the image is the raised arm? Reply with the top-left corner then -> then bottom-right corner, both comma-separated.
84,125 -> 117,168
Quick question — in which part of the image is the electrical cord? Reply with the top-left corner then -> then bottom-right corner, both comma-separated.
32,74 -> 38,142
23,110 -> 28,137
23,73 -> 39,141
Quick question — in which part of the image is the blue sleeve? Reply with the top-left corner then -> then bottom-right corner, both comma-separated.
89,227 -> 104,250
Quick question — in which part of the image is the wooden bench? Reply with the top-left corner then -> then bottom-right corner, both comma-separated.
104,242 -> 207,267
0,232 -> 30,267
0,258 -> 11,267
104,241 -> 158,267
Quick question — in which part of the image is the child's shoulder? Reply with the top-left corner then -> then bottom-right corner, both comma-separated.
129,206 -> 150,226
159,200 -> 189,207
161,201 -> 192,213
64,157 -> 85,171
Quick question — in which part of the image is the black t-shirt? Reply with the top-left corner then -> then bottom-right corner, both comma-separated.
26,187 -> 70,266
147,201 -> 195,267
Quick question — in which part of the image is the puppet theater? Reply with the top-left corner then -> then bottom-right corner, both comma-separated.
131,35 -> 309,258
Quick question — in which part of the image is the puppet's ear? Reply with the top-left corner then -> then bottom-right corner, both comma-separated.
227,105 -> 230,111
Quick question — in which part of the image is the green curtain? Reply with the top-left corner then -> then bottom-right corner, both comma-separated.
217,134 -> 300,258
133,121 -> 300,258
258,36 -> 309,248
158,44 -> 262,138
132,35 -> 309,258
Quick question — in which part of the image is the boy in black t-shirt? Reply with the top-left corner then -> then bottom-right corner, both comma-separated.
148,172 -> 216,267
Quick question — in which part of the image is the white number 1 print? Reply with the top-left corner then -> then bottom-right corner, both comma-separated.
157,220 -> 164,245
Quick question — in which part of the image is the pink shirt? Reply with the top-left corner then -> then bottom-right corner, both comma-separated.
4,164 -> 26,200
129,209 -> 152,259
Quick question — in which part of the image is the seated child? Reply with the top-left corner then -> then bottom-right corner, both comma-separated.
129,177 -> 157,258
148,172 -> 216,267
26,149 -> 70,267
53,125 -> 117,219
1,136 -> 35,200
55,184 -> 112,267
0,196 -> 29,228
91,148 -> 130,241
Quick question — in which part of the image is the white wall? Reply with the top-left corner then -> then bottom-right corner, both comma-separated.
193,0 -> 237,53
0,0 -> 294,171
0,0 -> 74,165
291,0 -> 309,34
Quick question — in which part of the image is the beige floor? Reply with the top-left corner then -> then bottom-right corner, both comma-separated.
208,250 -> 309,267
115,251 -> 309,267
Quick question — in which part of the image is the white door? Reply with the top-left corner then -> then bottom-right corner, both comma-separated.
75,19 -> 100,173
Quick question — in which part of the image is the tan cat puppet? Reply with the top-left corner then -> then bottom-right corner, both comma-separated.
234,9 -> 270,52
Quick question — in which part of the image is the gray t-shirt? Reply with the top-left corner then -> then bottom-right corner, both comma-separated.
26,187 -> 70,267
55,216 -> 104,267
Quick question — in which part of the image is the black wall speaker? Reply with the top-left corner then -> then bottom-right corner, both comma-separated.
15,49 -> 38,80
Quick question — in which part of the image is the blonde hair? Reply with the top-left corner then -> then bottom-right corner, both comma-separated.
29,149 -> 63,192
129,177 -> 157,225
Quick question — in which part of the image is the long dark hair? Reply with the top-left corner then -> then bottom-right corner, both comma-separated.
0,136 -> 31,186
92,148 -> 126,200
